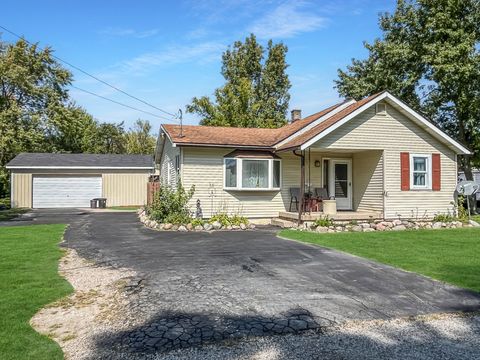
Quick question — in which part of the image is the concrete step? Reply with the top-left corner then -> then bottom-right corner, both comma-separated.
271,218 -> 296,228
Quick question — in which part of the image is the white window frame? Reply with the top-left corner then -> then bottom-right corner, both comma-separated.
223,158 -> 281,191
410,154 -> 432,190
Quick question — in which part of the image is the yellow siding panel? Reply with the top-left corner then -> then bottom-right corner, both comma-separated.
102,173 -> 149,207
11,172 -> 32,208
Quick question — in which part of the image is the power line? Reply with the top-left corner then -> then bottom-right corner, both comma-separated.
71,85 -> 172,121
0,24 -> 177,118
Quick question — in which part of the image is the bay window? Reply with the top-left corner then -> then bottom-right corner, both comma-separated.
224,158 -> 281,190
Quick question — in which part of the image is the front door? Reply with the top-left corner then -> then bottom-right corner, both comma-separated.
329,159 -> 352,210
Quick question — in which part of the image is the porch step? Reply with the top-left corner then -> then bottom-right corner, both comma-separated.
271,218 -> 297,228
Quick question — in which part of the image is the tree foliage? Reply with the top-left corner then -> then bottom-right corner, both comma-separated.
124,119 -> 157,154
336,0 -> 480,178
186,34 -> 291,128
0,38 -> 154,196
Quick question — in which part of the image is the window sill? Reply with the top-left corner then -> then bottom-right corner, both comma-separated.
224,187 -> 281,192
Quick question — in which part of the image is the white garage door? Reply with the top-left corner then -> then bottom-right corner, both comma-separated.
33,176 -> 102,208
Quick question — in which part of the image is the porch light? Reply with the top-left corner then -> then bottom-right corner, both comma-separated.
314,160 -> 321,167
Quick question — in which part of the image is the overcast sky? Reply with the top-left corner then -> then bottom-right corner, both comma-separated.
2,0 -> 394,129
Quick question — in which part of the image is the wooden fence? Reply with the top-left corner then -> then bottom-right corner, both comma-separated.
147,182 -> 160,205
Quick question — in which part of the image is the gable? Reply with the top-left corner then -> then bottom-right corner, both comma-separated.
310,102 -> 454,156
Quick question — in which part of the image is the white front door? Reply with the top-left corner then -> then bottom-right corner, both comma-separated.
329,159 -> 352,210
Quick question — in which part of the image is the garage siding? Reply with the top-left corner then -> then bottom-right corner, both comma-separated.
10,169 -> 151,208
11,173 -> 32,208
102,173 -> 149,206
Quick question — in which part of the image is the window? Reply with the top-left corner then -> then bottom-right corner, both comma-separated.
376,103 -> 387,115
224,158 -> 281,190
174,155 -> 180,174
225,158 -> 237,188
410,154 -> 431,189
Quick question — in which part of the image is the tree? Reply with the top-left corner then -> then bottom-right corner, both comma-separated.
84,122 -> 126,154
336,0 -> 480,179
0,38 -> 72,195
186,34 -> 291,128
124,119 -> 156,154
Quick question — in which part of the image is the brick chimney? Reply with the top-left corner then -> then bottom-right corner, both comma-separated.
290,109 -> 302,122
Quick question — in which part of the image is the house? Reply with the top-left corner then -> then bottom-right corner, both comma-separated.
7,153 -> 154,208
156,91 -> 470,221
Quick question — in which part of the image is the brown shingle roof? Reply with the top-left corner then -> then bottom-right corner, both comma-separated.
162,93 -> 383,150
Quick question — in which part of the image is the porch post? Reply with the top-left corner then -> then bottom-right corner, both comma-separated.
298,150 -> 305,226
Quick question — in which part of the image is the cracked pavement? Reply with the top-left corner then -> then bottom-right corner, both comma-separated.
18,210 -> 480,355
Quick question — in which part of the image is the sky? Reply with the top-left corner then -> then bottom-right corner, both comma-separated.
2,0 -> 395,129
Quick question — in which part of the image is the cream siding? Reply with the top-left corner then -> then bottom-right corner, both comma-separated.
10,169 -> 151,208
353,150 -> 384,212
102,173 -> 149,206
160,140 -> 180,187
182,147 -> 302,218
310,102 -> 457,218
11,172 -> 32,208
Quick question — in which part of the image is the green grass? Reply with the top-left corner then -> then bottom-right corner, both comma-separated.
0,225 -> 73,360
472,215 -> 480,223
280,228 -> 480,293
108,206 -> 140,211
0,208 -> 28,221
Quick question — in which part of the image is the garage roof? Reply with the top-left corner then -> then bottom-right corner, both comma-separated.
6,153 -> 154,169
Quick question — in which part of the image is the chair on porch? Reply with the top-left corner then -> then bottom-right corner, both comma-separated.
289,187 -> 300,212
312,187 -> 329,212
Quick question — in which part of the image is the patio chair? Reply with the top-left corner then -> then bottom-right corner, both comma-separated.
289,187 -> 300,212
314,187 -> 329,200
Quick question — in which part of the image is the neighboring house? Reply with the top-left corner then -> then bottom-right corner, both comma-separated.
156,91 -> 470,221
458,169 -> 480,202
7,153 -> 154,208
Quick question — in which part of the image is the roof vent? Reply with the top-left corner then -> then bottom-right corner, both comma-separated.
291,109 -> 302,122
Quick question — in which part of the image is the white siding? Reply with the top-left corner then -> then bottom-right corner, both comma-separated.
160,140 -> 180,187
311,102 -> 458,219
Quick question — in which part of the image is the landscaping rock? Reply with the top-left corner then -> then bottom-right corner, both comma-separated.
249,224 -> 256,229
211,221 -> 222,230
393,225 -> 406,231
363,228 -> 375,232
203,223 -> 213,231
232,225 -> 240,230
186,223 -> 193,231
327,229 -> 335,233
178,225 -> 188,232
157,223 -> 165,230
432,222 -> 443,229
163,223 -> 173,230
193,225 -> 203,231
375,223 -> 386,231
240,223 -> 247,230
360,223 -> 371,229
316,226 -> 328,233
393,219 -> 402,226
352,225 -> 363,232
171,225 -> 179,231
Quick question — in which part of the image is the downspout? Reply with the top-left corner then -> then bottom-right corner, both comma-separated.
293,149 -> 305,226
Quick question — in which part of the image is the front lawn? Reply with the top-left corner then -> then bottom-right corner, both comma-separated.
280,228 -> 480,293
0,225 -> 73,360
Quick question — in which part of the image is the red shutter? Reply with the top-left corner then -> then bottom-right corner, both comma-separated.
400,152 -> 410,191
432,153 -> 441,191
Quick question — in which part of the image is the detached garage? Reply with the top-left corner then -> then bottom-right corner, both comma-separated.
6,153 -> 154,208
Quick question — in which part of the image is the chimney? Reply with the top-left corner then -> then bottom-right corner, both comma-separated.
290,109 -> 302,122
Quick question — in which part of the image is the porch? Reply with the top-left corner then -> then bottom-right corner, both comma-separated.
277,148 -> 386,223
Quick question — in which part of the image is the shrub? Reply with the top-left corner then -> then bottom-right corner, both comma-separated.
146,182 -> 195,224
313,215 -> 334,228
191,218 -> 205,227
433,213 -> 456,223
209,213 -> 249,226
0,197 -> 10,210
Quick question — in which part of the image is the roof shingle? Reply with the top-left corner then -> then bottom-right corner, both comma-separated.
6,153 -> 154,168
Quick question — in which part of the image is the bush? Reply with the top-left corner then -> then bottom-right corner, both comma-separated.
191,218 -> 205,227
0,197 -> 10,210
433,213 -> 456,223
209,213 -> 249,226
146,182 -> 195,224
313,215 -> 334,228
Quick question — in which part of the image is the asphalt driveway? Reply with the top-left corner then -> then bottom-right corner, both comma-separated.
11,210 -> 480,354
